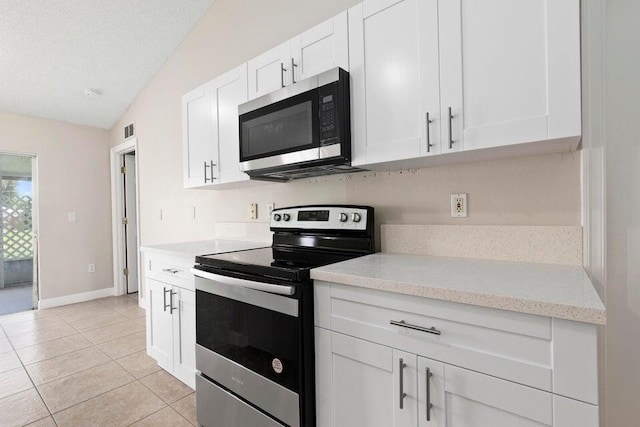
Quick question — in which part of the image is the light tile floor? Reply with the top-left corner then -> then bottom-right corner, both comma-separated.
0,294 -> 196,427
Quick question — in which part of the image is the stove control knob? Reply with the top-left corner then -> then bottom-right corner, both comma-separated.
352,213 -> 362,223
283,213 -> 291,221
273,213 -> 282,221
339,212 -> 349,222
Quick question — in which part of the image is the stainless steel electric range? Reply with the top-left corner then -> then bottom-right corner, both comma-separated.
192,205 -> 375,427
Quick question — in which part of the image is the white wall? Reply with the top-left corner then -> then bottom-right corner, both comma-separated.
109,0 -> 582,248
0,111 -> 112,300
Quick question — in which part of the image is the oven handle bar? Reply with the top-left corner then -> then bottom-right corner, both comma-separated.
191,268 -> 296,296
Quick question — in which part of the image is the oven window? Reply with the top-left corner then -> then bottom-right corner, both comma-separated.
196,290 -> 299,393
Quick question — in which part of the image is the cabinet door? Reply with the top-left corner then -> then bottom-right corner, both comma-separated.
147,279 -> 174,372
444,364 -> 553,426
417,357 -> 445,427
349,0 -> 441,167
211,64 -> 250,185
316,329 -> 417,427
247,42 -> 291,100
172,287 -> 196,389
182,84 -> 214,188
438,0 -> 581,153
290,11 -> 349,83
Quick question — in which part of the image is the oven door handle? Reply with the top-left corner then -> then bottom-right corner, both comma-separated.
191,269 -> 296,296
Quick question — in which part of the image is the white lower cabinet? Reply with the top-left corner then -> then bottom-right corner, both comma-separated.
145,254 -> 196,389
314,282 -> 599,426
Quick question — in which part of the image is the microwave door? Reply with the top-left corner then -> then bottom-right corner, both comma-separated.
239,89 -> 320,171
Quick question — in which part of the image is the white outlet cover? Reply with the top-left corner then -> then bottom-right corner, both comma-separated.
68,212 -> 77,222
249,203 -> 258,220
88,264 -> 96,273
451,193 -> 468,218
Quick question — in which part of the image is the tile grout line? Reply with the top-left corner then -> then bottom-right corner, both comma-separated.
134,374 -> 196,427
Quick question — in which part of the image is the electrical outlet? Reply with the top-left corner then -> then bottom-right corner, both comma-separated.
88,264 -> 96,273
451,193 -> 468,218
68,212 -> 77,222
249,203 -> 258,220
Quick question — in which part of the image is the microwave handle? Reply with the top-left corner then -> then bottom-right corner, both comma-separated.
191,268 -> 295,296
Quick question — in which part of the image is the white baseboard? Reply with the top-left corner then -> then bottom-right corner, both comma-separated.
38,287 -> 114,309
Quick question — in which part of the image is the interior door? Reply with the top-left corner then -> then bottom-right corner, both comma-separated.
349,0 -> 441,167
123,153 -> 138,293
290,11 -> 349,83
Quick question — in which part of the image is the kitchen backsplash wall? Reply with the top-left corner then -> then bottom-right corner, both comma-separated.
108,0 -> 581,246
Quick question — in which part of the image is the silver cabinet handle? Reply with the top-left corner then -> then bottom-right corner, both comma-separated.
291,58 -> 298,84
203,161 -> 210,183
161,268 -> 180,274
426,368 -> 433,421
448,107 -> 455,149
426,112 -> 434,152
280,62 -> 287,87
169,290 -> 177,314
163,287 -> 171,312
399,358 -> 407,409
210,160 -> 217,181
390,320 -> 441,336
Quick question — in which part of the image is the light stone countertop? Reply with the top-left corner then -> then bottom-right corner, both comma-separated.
140,239 -> 269,260
311,253 -> 606,325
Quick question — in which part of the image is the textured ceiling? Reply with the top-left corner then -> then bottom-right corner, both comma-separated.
0,0 -> 214,129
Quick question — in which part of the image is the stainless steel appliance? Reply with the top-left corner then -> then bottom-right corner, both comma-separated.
238,68 -> 363,181
192,205 -> 375,427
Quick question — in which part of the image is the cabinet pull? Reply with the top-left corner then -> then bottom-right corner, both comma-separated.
291,58 -> 298,84
169,290 -> 177,314
203,161 -> 210,183
280,63 -> 287,88
448,107 -> 455,149
426,112 -> 434,152
426,368 -> 433,421
163,287 -> 171,312
210,160 -> 217,180
390,320 -> 441,336
399,358 -> 407,409
161,268 -> 180,274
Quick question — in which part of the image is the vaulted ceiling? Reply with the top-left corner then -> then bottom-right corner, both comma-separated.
0,0 -> 214,129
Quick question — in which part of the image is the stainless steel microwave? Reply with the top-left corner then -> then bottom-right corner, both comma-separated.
238,67 -> 362,181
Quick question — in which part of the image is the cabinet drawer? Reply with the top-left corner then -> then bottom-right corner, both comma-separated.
145,255 -> 194,290
317,282 -> 553,392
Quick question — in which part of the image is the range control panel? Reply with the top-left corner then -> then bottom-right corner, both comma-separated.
270,206 -> 370,231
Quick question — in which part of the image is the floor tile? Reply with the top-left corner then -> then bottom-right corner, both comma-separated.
54,381 -> 165,427
96,295 -> 140,309
56,304 -> 114,323
17,333 -> 93,365
172,392 -> 197,425
2,315 -> 66,337
0,337 -> 12,354
8,323 -> 77,349
0,309 -> 55,326
26,346 -> 110,385
0,327 -> 5,338
81,319 -> 145,344
115,305 -> 146,319
25,416 -> 57,427
0,350 -> 22,373
131,406 -> 193,427
0,367 -> 33,399
0,388 -> 49,427
98,330 -> 146,359
140,370 -> 193,404
133,316 -> 147,327
38,361 -> 135,413
116,350 -> 160,379
67,311 -> 128,332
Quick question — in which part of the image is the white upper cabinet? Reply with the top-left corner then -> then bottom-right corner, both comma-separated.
349,0 -> 441,167
290,11 -> 349,83
182,84 -> 215,188
248,13 -> 349,101
182,64 -> 250,189
438,0 -> 581,153
212,65 -> 250,185
248,42 -> 292,100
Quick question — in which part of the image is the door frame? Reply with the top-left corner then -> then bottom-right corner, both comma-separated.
110,138 -> 141,304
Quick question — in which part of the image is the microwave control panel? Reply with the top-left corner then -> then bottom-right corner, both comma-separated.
319,82 -> 340,146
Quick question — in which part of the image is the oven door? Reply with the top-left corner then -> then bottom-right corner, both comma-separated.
193,270 -> 301,427
239,87 -> 320,172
